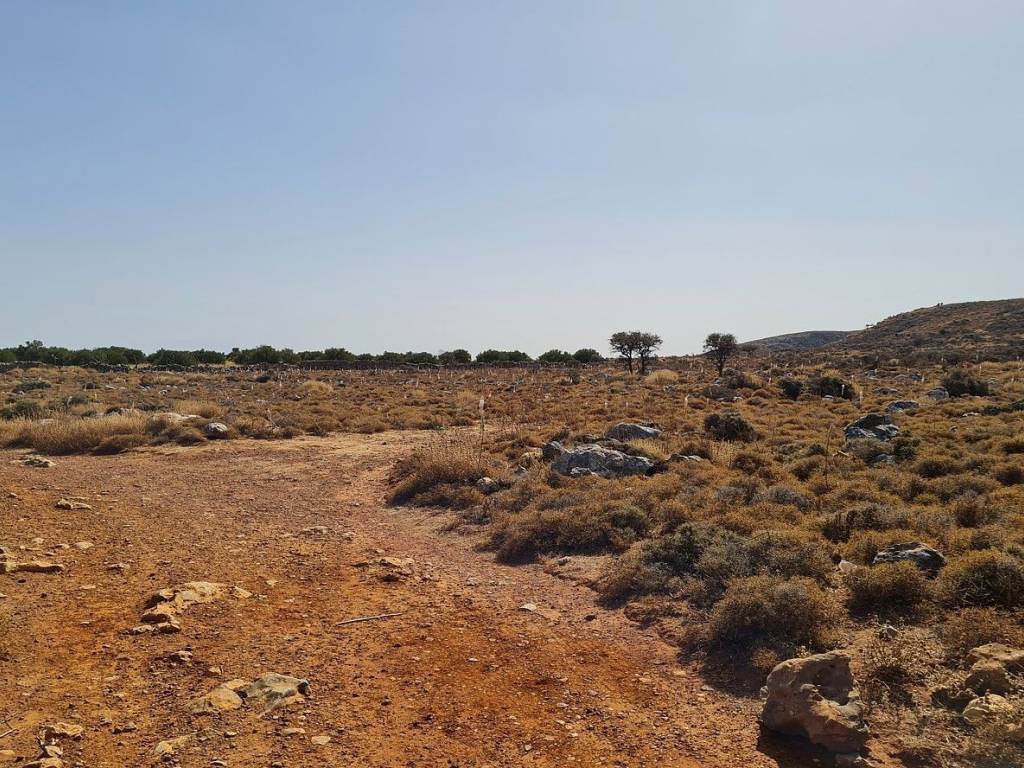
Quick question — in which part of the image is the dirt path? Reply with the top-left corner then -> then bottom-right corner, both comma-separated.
0,432 -> 815,768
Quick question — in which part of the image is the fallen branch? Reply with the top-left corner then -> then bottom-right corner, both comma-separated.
336,612 -> 403,627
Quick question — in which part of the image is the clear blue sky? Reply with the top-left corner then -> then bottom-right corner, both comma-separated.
2,1 -> 1022,355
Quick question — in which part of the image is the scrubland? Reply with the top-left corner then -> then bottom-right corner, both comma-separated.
3,356 -> 1024,764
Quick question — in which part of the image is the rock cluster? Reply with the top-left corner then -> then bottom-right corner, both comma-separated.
131,581 -> 226,634
844,414 -> 900,442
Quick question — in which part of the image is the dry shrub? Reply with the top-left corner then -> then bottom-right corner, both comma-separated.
644,370 -> 678,385
389,440 -> 493,508
994,462 -> 1024,486
353,416 -> 388,434
843,528 -> 925,565
490,505 -> 651,563
625,438 -> 669,462
93,432 -> 149,454
846,562 -> 932,617
233,415 -> 277,439
938,607 -> 1024,659
300,380 -> 332,397
940,549 -> 1024,607
704,412 -> 757,442
705,575 -> 838,654
174,399 -> 223,419
859,635 -> 917,710
0,418 -> 31,447
19,414 -> 148,455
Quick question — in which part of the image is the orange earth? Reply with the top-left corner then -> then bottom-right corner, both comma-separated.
1,432 -> 873,767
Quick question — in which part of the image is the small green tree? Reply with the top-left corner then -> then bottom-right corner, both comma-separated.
573,348 -> 603,363
538,349 -> 573,363
610,331 -> 662,375
703,332 -> 738,376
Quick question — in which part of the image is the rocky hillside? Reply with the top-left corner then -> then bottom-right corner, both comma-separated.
742,330 -> 851,353
834,298 -> 1024,362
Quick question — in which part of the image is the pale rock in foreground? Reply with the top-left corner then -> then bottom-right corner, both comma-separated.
241,673 -> 310,714
760,652 -> 869,754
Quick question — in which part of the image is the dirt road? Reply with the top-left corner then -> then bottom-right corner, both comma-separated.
0,432 -> 815,767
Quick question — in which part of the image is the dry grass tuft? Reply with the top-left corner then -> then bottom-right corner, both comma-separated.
15,413 -> 149,455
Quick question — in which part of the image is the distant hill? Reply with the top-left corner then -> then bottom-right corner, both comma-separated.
832,298 -> 1024,362
742,330 -> 851,353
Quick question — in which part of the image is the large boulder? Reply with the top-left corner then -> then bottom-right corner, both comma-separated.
871,542 -> 945,576
761,652 -> 869,754
845,414 -> 900,442
552,445 -> 654,478
967,643 -> 1024,673
962,694 -> 1013,727
965,660 -> 1016,696
605,422 -> 662,441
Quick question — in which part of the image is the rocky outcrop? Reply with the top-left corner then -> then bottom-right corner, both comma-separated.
845,414 -> 900,441
871,542 -> 945,576
761,652 -> 869,754
552,445 -> 654,478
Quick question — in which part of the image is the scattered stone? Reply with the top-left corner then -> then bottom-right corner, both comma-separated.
73,541 -> 93,551
154,734 -> 192,757
375,557 -> 415,580
965,660 -> 1016,695
232,586 -> 252,599
878,624 -> 898,641
760,652 -> 868,754
886,400 -> 919,413
281,727 -> 306,736
605,422 -> 662,441
475,477 -> 501,495
962,694 -> 1013,726
21,456 -> 55,468
0,547 -> 64,575
552,445 -> 654,478
55,499 -> 91,510
837,559 -> 857,575
835,755 -> 870,768
927,387 -> 949,401
310,735 -> 331,746
191,683 -> 244,714
871,542 -> 945,576
136,581 -> 225,632
519,603 -> 538,612
41,722 -> 84,742
203,422 -> 229,436
868,454 -> 895,467
844,414 -> 900,442
300,526 -> 328,537
22,758 -> 63,768
240,673 -> 310,714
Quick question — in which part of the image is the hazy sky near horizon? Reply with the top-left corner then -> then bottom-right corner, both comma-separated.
2,2 -> 1023,355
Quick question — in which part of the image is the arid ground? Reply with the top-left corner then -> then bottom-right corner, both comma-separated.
1,431 -> 828,768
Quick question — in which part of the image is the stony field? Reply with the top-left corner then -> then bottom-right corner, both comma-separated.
2,358 -> 1023,767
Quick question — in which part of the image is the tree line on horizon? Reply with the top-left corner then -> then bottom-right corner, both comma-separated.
0,340 -> 605,367
1,334 -> 739,373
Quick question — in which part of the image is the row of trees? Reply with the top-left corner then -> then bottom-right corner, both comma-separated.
0,341 -> 605,367
4,335 -> 739,372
